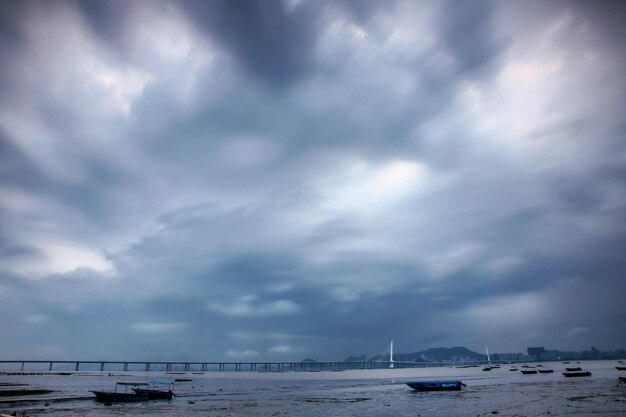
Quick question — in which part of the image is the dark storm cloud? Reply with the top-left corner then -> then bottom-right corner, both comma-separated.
76,0 -> 135,52
178,0 -> 321,87
438,0 -> 504,77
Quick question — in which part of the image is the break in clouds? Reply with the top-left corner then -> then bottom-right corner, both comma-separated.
0,0 -> 625,361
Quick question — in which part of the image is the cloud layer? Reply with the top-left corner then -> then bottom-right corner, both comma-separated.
1,0 -> 625,360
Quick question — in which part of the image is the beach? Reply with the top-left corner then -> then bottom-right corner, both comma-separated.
1,361 -> 625,416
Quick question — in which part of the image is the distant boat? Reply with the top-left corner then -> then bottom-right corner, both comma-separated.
483,367 -> 492,371
563,371 -> 592,378
538,369 -> 554,374
92,382 -> 151,402
565,367 -> 582,371
521,369 -> 537,375
406,380 -> 466,391
618,377 -> 626,385
616,366 -> 626,371
509,368 -> 518,371
132,380 -> 174,400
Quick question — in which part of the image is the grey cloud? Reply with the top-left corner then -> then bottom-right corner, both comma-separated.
178,0 -> 322,88
438,0 -> 505,78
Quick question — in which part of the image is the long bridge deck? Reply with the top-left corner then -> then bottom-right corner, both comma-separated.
0,360 -> 494,373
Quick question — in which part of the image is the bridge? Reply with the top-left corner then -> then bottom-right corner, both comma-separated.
0,360 -> 494,373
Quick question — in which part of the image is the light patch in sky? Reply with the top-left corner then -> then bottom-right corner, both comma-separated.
207,295 -> 300,317
132,4 -> 217,101
218,135 -> 282,168
131,322 -> 187,333
226,349 -> 259,359
485,256 -> 525,277
24,315 -> 50,324
323,160 -> 428,214
268,345 -> 300,354
21,4 -> 152,116
466,292 -> 548,328
424,241 -> 486,279
7,239 -> 113,275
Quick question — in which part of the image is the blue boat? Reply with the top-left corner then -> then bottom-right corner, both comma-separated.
406,380 -> 465,391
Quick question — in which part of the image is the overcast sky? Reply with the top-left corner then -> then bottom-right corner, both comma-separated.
1,0 -> 625,361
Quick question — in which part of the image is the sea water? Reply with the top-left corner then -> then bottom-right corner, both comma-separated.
1,361 -> 625,416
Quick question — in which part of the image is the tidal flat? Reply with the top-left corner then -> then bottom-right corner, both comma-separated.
1,360 -> 625,416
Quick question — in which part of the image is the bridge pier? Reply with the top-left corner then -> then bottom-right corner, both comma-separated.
49,362 -> 53,371
100,362 -> 105,371
75,362 -> 79,371
124,362 -> 128,371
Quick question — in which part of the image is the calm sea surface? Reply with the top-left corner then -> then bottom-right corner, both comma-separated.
1,361 -> 625,416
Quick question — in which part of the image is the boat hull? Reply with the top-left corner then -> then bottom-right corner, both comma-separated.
91,391 -> 150,402
406,380 -> 464,391
563,371 -> 591,378
132,388 -> 173,400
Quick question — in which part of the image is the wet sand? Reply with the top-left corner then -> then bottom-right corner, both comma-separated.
1,360 -> 625,416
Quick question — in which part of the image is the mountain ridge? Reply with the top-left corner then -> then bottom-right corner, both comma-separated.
346,346 -> 482,362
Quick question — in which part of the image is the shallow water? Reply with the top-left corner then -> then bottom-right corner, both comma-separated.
1,361 -> 625,416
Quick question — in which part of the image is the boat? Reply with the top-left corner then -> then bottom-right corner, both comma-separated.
616,366 -> 626,371
509,368 -> 518,371
482,367 -> 492,371
618,377 -> 626,385
406,380 -> 465,391
538,369 -> 554,374
565,367 -> 582,371
563,371 -> 591,378
521,369 -> 537,375
91,382 -> 151,402
132,380 -> 174,400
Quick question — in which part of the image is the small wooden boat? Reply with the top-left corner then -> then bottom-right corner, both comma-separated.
538,369 -> 554,374
563,371 -> 591,378
482,366 -> 492,371
91,382 -> 150,402
132,380 -> 174,400
565,367 -> 581,371
509,368 -> 518,371
618,377 -> 626,385
406,380 -> 465,391
521,369 -> 537,375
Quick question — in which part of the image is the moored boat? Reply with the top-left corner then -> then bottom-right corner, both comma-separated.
406,380 -> 465,391
132,380 -> 174,400
521,369 -> 537,375
538,369 -> 554,374
565,367 -> 581,371
91,382 -> 151,402
563,371 -> 591,378
616,366 -> 626,371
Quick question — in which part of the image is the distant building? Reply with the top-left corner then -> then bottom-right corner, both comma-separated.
539,350 -> 561,361
527,347 -> 546,360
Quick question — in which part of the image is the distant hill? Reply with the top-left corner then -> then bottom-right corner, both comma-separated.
352,346 -> 481,362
